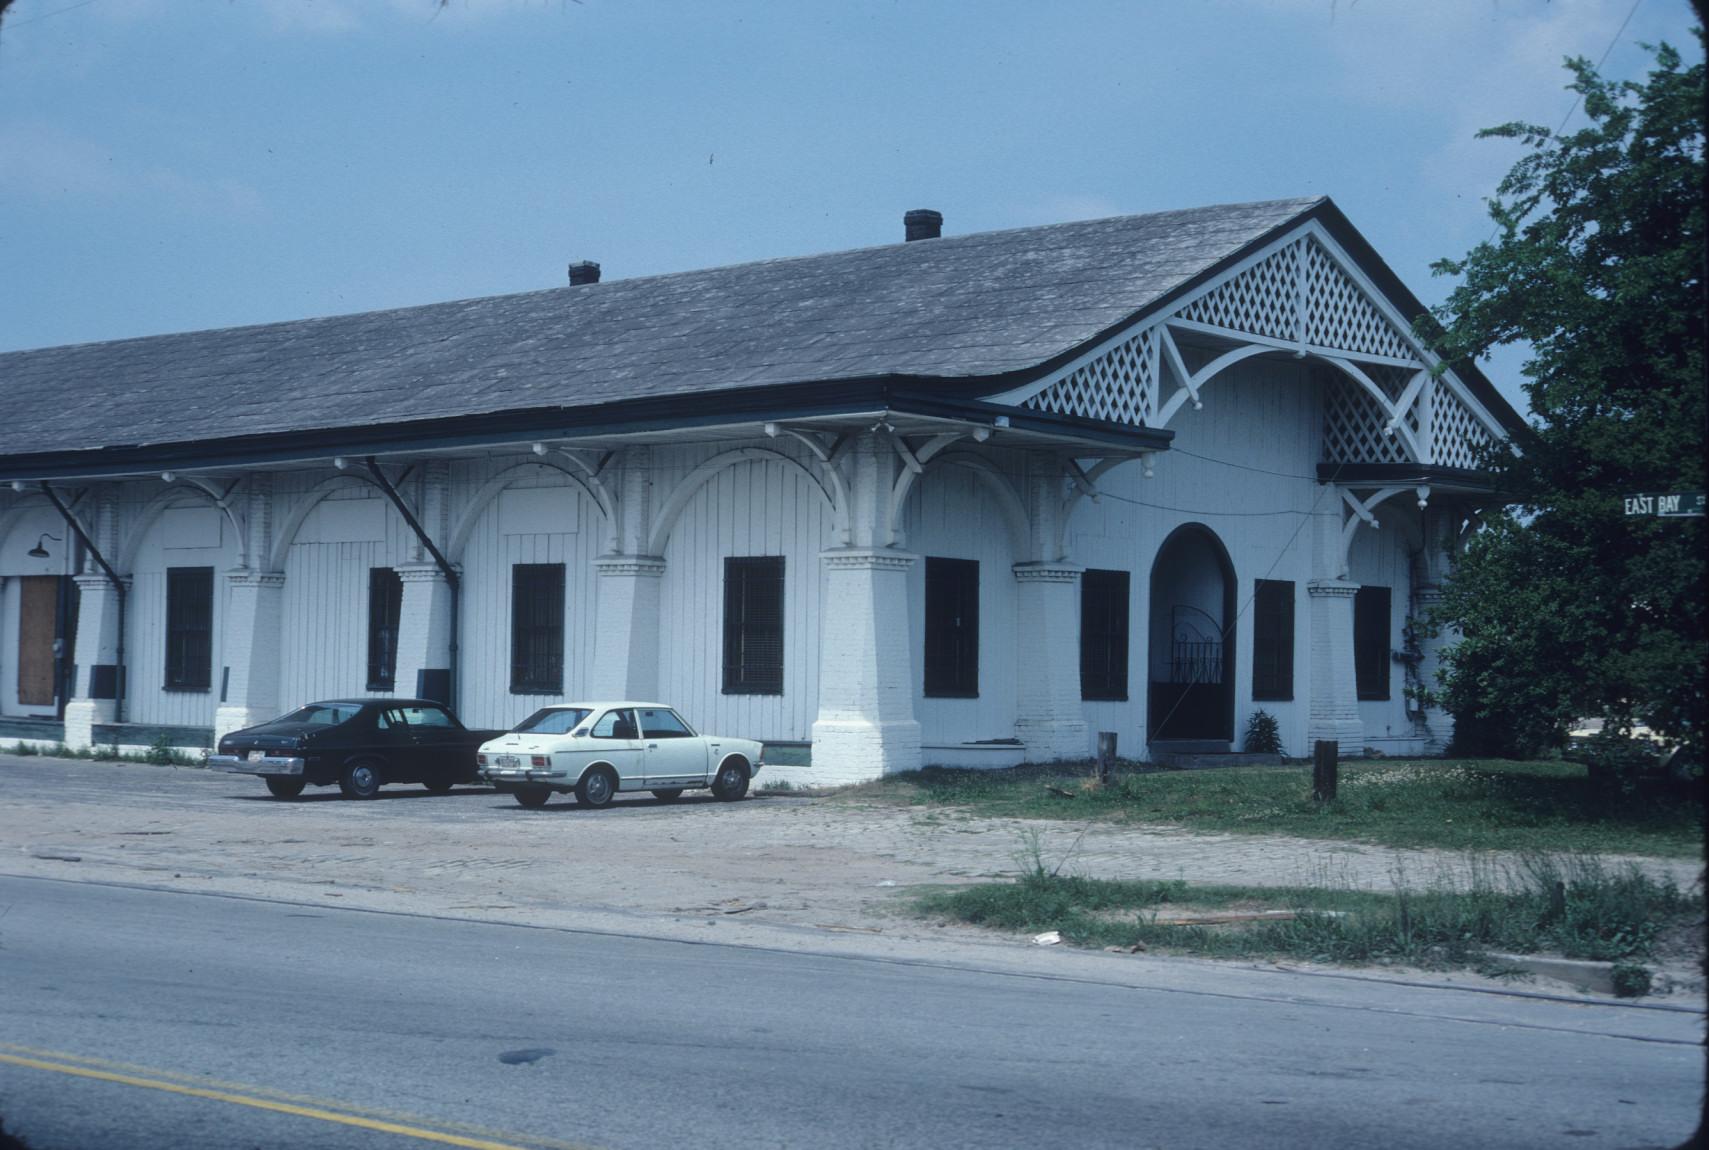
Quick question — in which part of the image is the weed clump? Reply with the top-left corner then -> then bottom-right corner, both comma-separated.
1243,710 -> 1283,755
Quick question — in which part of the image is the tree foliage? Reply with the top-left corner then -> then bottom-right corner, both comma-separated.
1427,38 -> 1705,759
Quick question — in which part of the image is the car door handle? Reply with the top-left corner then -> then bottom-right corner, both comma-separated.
647,742 -> 659,749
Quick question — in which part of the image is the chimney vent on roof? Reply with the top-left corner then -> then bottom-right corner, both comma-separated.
567,261 -> 601,286
904,209 -> 943,242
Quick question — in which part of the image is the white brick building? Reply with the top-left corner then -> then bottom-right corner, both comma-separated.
0,199 -> 1520,781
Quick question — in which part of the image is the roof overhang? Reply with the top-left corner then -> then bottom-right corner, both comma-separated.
0,379 -> 1171,484
1318,462 -> 1500,497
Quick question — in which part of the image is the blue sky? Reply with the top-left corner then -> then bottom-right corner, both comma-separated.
0,0 -> 1700,414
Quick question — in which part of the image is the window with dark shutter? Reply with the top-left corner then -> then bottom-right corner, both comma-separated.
1252,579 -> 1295,701
1080,569 -> 1129,701
164,566 -> 213,691
510,563 -> 565,694
924,557 -> 979,698
1354,585 -> 1392,700
723,556 -> 784,695
366,567 -> 403,691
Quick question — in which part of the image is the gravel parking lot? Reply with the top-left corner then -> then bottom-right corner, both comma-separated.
2,756 -> 1701,990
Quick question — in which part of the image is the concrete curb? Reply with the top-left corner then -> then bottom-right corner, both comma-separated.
1488,953 -> 1620,996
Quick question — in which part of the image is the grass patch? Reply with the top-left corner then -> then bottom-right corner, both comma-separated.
842,759 -> 1703,858
916,852 -> 1701,976
8,739 -> 204,767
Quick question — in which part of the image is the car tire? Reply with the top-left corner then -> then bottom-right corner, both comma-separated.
650,788 -> 684,802
575,766 -> 618,809
423,778 -> 455,794
514,785 -> 551,808
265,778 -> 305,799
338,760 -> 383,800
710,759 -> 750,802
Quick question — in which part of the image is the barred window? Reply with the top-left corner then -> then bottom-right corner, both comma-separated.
511,564 -> 565,694
924,557 -> 979,698
1354,585 -> 1392,701
723,557 -> 784,695
1252,579 -> 1295,701
366,567 -> 403,691
164,566 -> 214,691
1080,569 -> 1129,701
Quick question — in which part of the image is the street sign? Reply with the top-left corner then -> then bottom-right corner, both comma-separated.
1623,491 -> 1706,518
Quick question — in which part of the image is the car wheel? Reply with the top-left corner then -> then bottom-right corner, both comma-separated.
650,788 -> 684,802
423,778 -> 455,794
575,766 -> 617,809
710,759 -> 750,801
338,760 -> 382,800
514,785 -> 551,808
265,778 -> 305,799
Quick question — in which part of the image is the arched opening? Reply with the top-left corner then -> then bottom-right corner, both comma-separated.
1148,524 -> 1235,745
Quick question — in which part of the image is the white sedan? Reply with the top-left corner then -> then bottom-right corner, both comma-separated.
477,701 -> 763,809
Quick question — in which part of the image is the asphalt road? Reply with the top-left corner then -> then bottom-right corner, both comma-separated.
0,875 -> 1702,1150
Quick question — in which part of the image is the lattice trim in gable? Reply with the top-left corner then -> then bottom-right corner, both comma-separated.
1177,241 -> 1301,342
1022,328 -> 1155,427
1430,379 -> 1493,469
1303,238 -> 1415,360
1323,372 -> 1411,465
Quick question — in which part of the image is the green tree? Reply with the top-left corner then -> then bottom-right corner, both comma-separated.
1427,37 -> 1704,761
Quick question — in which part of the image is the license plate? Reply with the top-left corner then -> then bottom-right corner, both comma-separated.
248,750 -> 266,763
494,755 -> 520,768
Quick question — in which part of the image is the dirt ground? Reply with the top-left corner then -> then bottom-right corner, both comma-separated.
2,757 -> 1702,1001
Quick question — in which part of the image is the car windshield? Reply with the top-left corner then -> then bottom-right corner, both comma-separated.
512,707 -> 593,735
278,703 -> 363,726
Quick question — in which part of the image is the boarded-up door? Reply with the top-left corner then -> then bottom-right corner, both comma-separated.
17,576 -> 59,706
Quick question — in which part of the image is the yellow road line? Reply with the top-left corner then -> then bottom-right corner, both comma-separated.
0,1042 -> 593,1149
0,1049 -> 591,1150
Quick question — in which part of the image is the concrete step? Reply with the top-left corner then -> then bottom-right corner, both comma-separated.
1148,739 -> 1229,754
1151,750 -> 1284,770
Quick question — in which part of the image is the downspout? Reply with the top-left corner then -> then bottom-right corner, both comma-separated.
364,458 -> 460,713
40,483 -> 127,724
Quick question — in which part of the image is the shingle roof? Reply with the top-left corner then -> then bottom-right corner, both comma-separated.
0,197 -> 1329,460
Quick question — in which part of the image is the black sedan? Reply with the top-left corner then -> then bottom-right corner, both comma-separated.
208,699 -> 505,799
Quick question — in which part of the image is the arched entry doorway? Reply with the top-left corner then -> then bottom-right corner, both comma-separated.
1148,524 -> 1235,745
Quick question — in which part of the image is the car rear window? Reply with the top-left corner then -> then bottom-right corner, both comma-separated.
639,709 -> 695,738
280,703 -> 364,726
513,707 -> 593,735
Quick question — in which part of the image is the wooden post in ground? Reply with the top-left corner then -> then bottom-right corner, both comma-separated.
1096,731 -> 1117,785
1313,740 -> 1339,803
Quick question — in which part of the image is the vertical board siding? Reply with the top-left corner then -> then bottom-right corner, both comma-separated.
1348,514 -> 1418,748
455,473 -> 602,730
657,454 -> 830,742
124,498 -> 237,729
1071,358 -> 1319,757
905,461 -> 1019,749
278,486 -> 415,709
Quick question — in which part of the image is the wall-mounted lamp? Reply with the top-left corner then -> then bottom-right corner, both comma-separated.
28,533 -> 61,559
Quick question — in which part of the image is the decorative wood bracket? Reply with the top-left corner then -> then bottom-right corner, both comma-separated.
1337,485 -> 1413,578
160,472 -> 250,568
885,431 -> 977,547
762,424 -> 853,545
